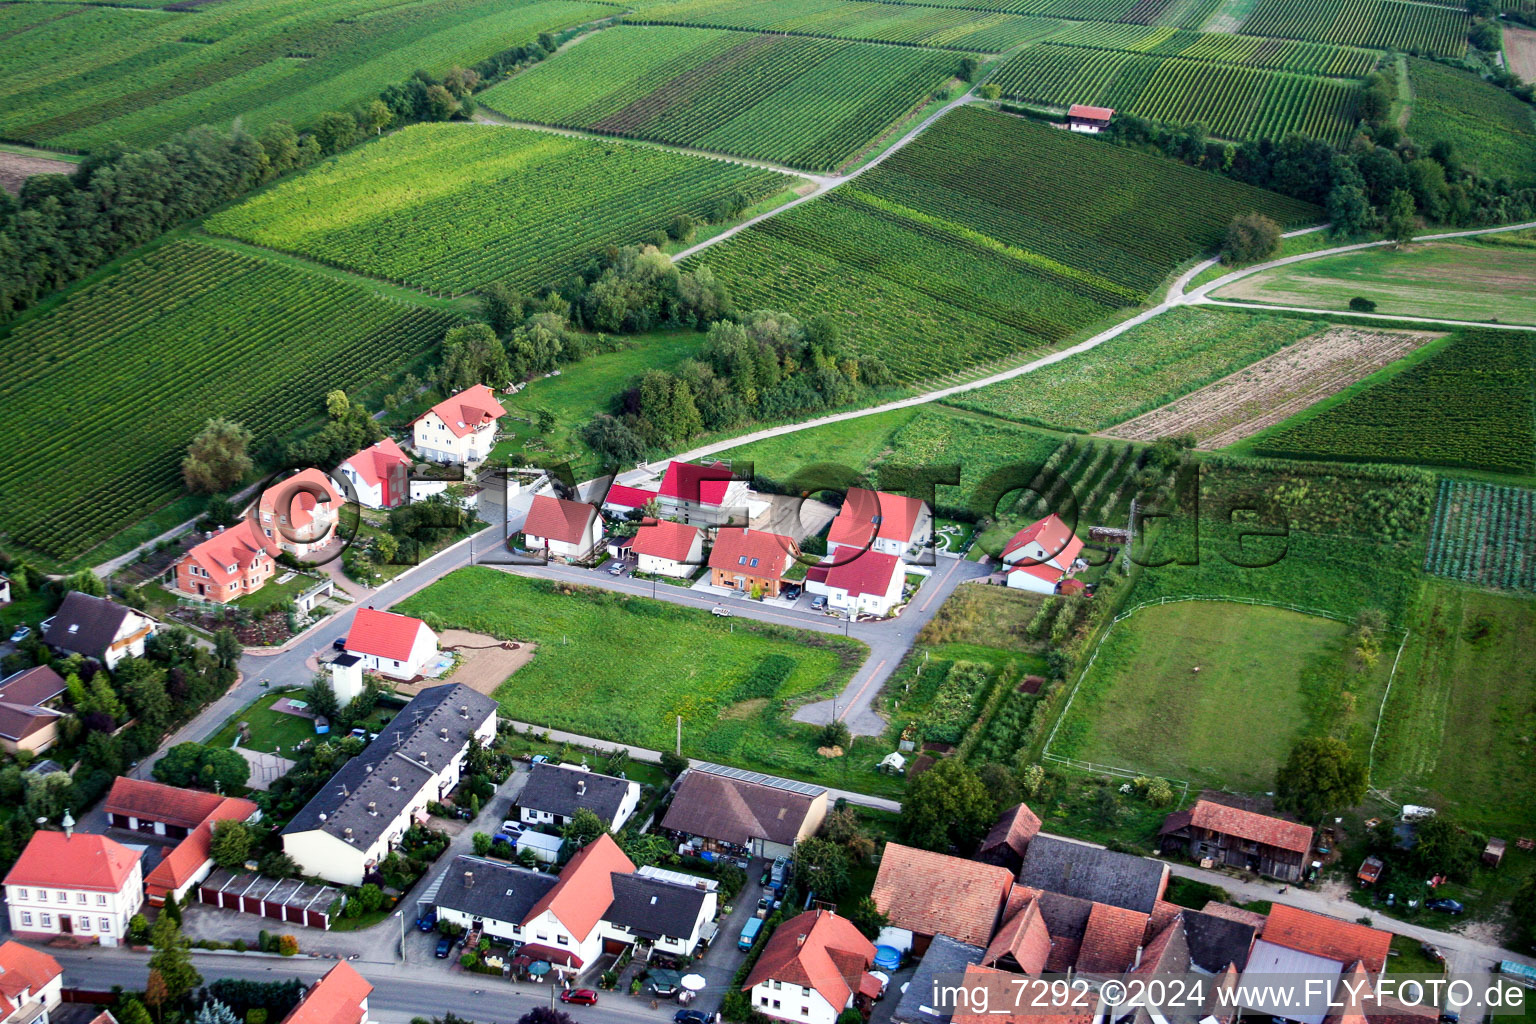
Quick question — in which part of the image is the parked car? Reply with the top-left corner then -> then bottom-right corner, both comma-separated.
711,607 -> 731,617
530,754 -> 549,764
811,595 -> 827,611
501,820 -> 523,836
416,914 -> 437,932
782,584 -> 802,600
435,936 -> 453,958
493,832 -> 518,846
674,1012 -> 708,1024
9,625 -> 29,643
1421,943 -> 1445,965
1426,898 -> 1465,915
332,636 -> 347,651
560,990 -> 599,1005
609,563 -> 626,576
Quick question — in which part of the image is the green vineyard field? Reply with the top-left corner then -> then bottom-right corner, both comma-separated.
1424,479 -> 1536,592
0,241 -> 458,560
1251,330 -> 1536,475
991,42 -> 1363,143
205,124 -> 790,295
0,0 -> 613,150
1240,0 -> 1467,57
626,0 -> 1065,51
821,0 -> 1215,27
1043,22 -> 1381,75
1407,58 -> 1536,186
477,25 -> 959,171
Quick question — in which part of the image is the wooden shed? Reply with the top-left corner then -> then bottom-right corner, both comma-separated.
1483,838 -> 1507,868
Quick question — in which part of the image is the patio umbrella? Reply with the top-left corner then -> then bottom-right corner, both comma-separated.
681,974 -> 707,992
529,961 -> 551,977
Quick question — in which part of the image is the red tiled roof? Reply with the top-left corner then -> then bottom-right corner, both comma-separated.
950,965 -> 1097,1024
417,384 -> 505,439
4,831 -> 138,892
1077,902 -> 1149,973
259,469 -> 341,531
183,521 -> 274,586
345,607 -> 431,663
603,484 -> 657,510
708,528 -> 796,579
523,495 -> 599,546
981,802 -> 1042,860
146,797 -> 259,898
281,962 -> 372,1024
0,941 -> 62,1003
106,777 -> 228,829
342,438 -> 411,489
984,898 -> 1052,975
631,520 -> 702,563
659,461 -> 737,505
1002,514 -> 1083,570
826,488 -> 926,549
516,942 -> 584,969
1201,902 -> 1270,931
742,909 -> 875,1012
523,834 -> 636,942
1162,800 -> 1314,855
1261,904 -> 1392,972
0,666 -> 67,708
1068,104 -> 1114,121
870,843 -> 1013,948
0,703 -> 58,742
823,551 -> 903,599
1147,899 -> 1183,942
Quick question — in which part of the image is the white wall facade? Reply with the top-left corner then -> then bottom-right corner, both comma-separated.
348,623 -> 438,681
527,515 -> 602,561
826,566 -> 905,617
522,907 -> 603,974
1005,568 -> 1057,594
637,553 -> 693,578
6,862 -> 144,948
596,890 -> 717,956
750,981 -> 839,1024
413,413 -> 495,464
339,464 -> 386,509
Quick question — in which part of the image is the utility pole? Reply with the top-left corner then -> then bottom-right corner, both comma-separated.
676,715 -> 682,756
1123,499 -> 1136,576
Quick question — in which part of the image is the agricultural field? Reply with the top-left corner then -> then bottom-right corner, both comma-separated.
626,0 -> 1066,51
1248,330 -> 1536,475
1371,583 -> 1536,833
0,240 -> 457,561
1212,239 -> 1536,323
819,0 -> 1218,28
204,124 -> 792,295
0,0 -> 614,151
946,308 -> 1325,432
0,144 -> 78,195
1107,326 -> 1441,448
1239,0 -> 1468,57
1506,26 -> 1536,84
1423,479 -> 1536,591
477,25 -> 960,171
1042,22 -> 1382,76
990,42 -> 1363,144
696,107 -> 1318,379
1405,58 -> 1536,187
1048,600 -> 1395,791
394,567 -> 896,792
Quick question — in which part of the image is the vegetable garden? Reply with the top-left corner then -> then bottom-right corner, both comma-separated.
0,241 -> 458,560
1423,479 -> 1536,592
1239,0 -> 1468,57
477,25 -> 960,171
205,124 -> 790,295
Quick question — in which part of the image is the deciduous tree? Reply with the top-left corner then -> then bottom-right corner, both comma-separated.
1275,736 -> 1366,822
182,419 -> 253,494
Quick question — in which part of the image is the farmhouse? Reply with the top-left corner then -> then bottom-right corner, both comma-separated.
281,961 -> 375,1024
0,666 -> 66,755
1067,104 -> 1113,133
172,521 -> 277,604
658,460 -> 750,526
343,607 -> 438,681
814,551 -> 906,618
660,763 -> 827,860
1017,835 -> 1168,914
632,519 -> 706,578
0,941 -> 63,1024
1159,798 -> 1314,882
339,438 -> 413,509
1002,514 -> 1084,594
281,683 -> 497,885
43,591 -> 156,669
516,761 -> 640,832
870,843 -> 1013,953
521,494 -> 603,562
708,528 -> 798,598
257,468 -> 343,558
826,488 -> 931,558
4,826 -> 143,946
105,777 -> 261,905
743,909 -> 880,1024
980,895 -> 1052,974
977,802 -> 1042,873
412,384 -> 505,464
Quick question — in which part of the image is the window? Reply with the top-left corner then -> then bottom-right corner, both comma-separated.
96,894 -> 107,906
771,1001 -> 780,1010
801,1008 -> 809,1017
556,935 -> 569,945
39,913 -> 51,927
770,982 -> 782,991
759,998 -> 768,1007
79,917 -> 92,932
56,891 -> 66,903
738,556 -> 747,565
749,557 -> 759,568
16,888 -> 27,900
100,917 -> 112,932
35,891 -> 45,902
20,912 -> 32,926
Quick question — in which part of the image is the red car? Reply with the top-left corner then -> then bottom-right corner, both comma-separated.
560,990 -> 598,1006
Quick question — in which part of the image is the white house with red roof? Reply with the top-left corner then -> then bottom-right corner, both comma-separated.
632,520 -> 705,577
172,520 -> 276,604
1002,514 -> 1085,595
4,827 -> 143,946
817,551 -> 906,618
1068,103 -> 1114,133
257,468 -> 343,558
709,528 -> 798,598
743,909 -> 880,1024
344,607 -> 438,681
522,494 -> 603,562
601,483 -> 659,520
658,461 -> 749,526
338,438 -> 413,509
411,384 -> 506,464
513,833 -> 637,977
105,778 -> 261,906
0,941 -> 63,1023
280,961 -> 374,1024
826,488 -> 931,560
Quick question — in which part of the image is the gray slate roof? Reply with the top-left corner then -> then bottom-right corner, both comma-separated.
281,683 -> 497,849
43,592 -> 132,661
1018,835 -> 1167,914
892,934 -> 985,1024
605,873 -> 708,941
1183,908 -> 1257,973
518,762 -> 634,824
433,854 -> 557,924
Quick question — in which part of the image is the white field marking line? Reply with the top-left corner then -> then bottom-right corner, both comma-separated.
1192,298 -> 1536,331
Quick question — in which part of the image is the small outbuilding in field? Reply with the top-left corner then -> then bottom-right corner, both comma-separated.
1067,104 -> 1114,133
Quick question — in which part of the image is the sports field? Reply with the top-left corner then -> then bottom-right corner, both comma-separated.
1049,600 -> 1394,791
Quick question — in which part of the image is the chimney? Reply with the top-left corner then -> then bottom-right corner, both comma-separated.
390,777 -> 400,790
460,705 -> 469,719
577,779 -> 586,797
368,801 -> 377,816
344,827 -> 353,841
440,727 -> 449,742
464,871 -> 474,888
796,934 -> 806,947
62,810 -> 75,839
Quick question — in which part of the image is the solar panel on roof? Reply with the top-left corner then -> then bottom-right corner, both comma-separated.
693,761 -> 825,797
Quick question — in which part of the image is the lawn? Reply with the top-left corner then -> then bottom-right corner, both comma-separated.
1370,582 -> 1536,834
207,690 -> 329,755
233,570 -> 325,614
712,407 -> 920,488
1212,239 -> 1536,324
1049,600 -> 1394,792
396,567 -> 901,794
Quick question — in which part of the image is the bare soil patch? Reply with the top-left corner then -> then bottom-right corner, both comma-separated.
1506,26 -> 1536,84
1104,327 -> 1441,448
0,150 -> 76,195
397,629 -> 534,697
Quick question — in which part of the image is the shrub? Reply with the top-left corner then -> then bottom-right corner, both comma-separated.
460,952 -> 479,968
1349,296 -> 1377,312
248,1012 -> 267,1024
277,935 -> 299,956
